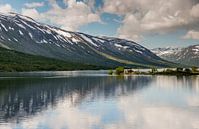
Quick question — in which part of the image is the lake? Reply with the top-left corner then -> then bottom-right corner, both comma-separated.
0,71 -> 199,129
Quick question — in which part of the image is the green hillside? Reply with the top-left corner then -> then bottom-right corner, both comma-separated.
0,47 -> 106,72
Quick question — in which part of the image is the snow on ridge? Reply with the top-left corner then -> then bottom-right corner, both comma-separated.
151,47 -> 182,56
16,23 -> 26,30
45,29 -> 52,34
29,32 -> 33,39
36,26 -> 46,34
134,49 -> 143,54
0,23 -> 8,31
114,43 -> 129,49
72,37 -> 79,43
0,36 -> 4,39
192,48 -> 199,55
8,26 -> 14,30
17,14 -> 38,24
19,30 -> 23,35
80,34 -> 99,47
114,43 -> 123,48
92,37 -> 105,43
13,38 -> 18,42
20,20 -> 36,30
55,43 -> 61,47
55,29 -> 72,38
42,39 -> 48,43
0,12 -> 16,17
53,35 -> 58,40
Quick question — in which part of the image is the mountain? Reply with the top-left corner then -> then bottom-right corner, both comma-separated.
151,47 -> 182,61
151,47 -> 182,57
0,12 -> 175,68
151,45 -> 199,67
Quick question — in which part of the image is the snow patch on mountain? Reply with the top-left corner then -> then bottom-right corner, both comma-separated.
19,30 -> 23,35
151,47 -> 182,56
114,43 -> 129,49
80,34 -> 99,47
29,32 -> 33,39
0,23 -> 8,31
55,29 -> 72,38
16,23 -> 26,30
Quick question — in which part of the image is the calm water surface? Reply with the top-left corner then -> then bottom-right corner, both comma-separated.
0,71 -> 199,129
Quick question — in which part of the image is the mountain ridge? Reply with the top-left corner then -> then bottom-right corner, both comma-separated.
152,45 -> 199,67
0,12 -> 176,68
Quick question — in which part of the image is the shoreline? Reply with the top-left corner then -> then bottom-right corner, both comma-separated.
109,67 -> 199,76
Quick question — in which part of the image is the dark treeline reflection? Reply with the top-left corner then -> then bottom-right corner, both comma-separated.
0,76 -> 152,123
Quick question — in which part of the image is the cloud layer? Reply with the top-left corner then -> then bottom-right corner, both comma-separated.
20,0 -> 100,31
24,2 -> 44,8
0,4 -> 13,13
103,0 -> 199,40
183,30 -> 199,40
0,0 -> 199,41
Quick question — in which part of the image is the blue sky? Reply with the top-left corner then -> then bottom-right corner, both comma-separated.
0,0 -> 199,48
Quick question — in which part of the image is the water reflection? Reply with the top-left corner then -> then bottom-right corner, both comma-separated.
0,76 -> 151,123
0,73 -> 198,129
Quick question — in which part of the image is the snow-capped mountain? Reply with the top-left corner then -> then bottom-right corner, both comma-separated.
151,47 -> 182,57
0,13 -> 174,68
152,45 -> 199,67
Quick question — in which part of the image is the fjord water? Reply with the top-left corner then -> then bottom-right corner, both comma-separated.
0,71 -> 199,129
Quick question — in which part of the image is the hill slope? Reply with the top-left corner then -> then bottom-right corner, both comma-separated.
0,47 -> 105,72
0,13 -> 176,68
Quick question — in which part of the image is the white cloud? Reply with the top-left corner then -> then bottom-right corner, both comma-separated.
103,0 -> 199,41
2,0 -> 199,42
38,0 -> 100,31
18,0 -> 101,31
24,2 -> 44,8
117,14 -> 142,41
0,4 -> 13,13
21,8 -> 40,20
182,30 -> 199,40
190,4 -> 199,18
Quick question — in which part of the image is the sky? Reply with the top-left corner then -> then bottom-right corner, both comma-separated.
0,0 -> 199,48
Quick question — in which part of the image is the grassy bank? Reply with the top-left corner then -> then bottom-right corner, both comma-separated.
0,47 -> 106,72
109,67 -> 199,76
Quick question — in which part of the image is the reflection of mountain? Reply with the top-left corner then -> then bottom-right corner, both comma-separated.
0,76 -> 152,123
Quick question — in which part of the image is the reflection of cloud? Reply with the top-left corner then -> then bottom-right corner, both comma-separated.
187,96 -> 199,107
0,97 -> 100,129
153,76 -> 199,91
104,94 -> 199,129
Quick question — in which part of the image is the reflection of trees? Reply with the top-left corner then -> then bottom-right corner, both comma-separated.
155,75 -> 199,90
0,76 -> 152,122
176,76 -> 199,90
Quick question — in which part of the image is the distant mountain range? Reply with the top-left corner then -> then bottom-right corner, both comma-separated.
152,45 -> 199,67
0,13 -> 176,68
